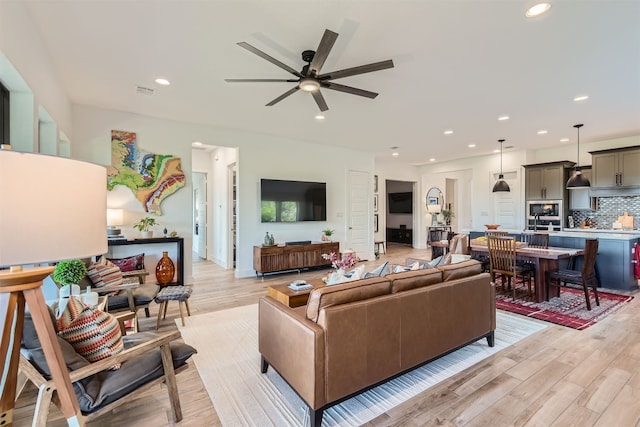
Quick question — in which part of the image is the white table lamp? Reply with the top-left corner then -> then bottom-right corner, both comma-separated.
0,150 -> 107,426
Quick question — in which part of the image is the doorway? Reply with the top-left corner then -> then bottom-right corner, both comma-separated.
385,179 -> 416,246
192,172 -> 207,259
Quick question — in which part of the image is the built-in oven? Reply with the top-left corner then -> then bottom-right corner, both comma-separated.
526,200 -> 563,231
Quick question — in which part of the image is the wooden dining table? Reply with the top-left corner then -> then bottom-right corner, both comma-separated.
470,244 -> 584,302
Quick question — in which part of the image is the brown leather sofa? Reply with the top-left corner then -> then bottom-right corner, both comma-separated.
258,259 -> 495,426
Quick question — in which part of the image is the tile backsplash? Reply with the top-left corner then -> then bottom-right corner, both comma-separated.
570,195 -> 640,229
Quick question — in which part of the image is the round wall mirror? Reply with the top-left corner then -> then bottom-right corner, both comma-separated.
426,187 -> 443,213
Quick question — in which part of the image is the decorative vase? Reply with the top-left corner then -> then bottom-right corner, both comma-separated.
264,232 -> 271,246
155,251 -> 175,286
142,230 -> 153,239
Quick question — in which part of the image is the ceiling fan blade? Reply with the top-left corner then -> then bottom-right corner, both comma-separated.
237,42 -> 302,78
311,90 -> 329,112
266,86 -> 300,106
225,79 -> 299,83
321,82 -> 378,99
318,59 -> 394,80
308,29 -> 338,76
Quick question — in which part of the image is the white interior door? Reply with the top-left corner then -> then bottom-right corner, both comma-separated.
348,170 -> 371,260
492,170 -> 519,229
193,172 -> 207,259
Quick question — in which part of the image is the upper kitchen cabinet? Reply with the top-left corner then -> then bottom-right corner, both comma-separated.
590,146 -> 640,195
523,161 -> 575,200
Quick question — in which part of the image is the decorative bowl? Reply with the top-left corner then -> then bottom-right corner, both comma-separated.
484,224 -> 500,230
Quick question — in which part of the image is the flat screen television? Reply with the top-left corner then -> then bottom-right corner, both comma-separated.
388,192 -> 413,214
260,179 -> 327,222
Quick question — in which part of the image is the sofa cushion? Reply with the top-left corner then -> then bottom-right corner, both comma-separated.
437,259 -> 482,281
305,277 -> 391,322
387,268 -> 443,293
57,297 -> 124,363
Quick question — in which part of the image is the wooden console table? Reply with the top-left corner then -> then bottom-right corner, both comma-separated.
253,242 -> 339,276
108,237 -> 184,285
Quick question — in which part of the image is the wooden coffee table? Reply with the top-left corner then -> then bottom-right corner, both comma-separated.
267,279 -> 325,308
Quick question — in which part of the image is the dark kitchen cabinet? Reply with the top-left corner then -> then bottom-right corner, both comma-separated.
591,146 -> 640,190
523,161 -> 575,200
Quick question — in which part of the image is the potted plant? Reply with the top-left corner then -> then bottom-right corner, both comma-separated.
442,209 -> 455,225
322,228 -> 335,242
53,259 -> 87,310
133,216 -> 158,238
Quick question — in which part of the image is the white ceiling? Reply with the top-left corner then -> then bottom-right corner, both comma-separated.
22,0 -> 640,165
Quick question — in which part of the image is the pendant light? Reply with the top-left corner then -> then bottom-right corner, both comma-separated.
566,123 -> 591,189
492,139 -> 510,192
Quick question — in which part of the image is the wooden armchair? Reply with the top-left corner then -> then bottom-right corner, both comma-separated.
19,307 -> 196,426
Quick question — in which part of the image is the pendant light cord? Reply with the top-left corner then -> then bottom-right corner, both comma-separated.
574,124 -> 583,167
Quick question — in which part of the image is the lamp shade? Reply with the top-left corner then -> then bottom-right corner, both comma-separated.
106,208 -> 124,227
0,151 -> 107,266
566,170 -> 591,189
492,175 -> 511,192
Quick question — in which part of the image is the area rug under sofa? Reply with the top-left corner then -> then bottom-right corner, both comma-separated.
177,304 -> 546,426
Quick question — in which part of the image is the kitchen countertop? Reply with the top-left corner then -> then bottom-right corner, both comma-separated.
464,228 -> 640,241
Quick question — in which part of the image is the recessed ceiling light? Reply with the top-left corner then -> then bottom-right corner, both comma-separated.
468,144 -> 476,148
537,130 -> 548,135
525,3 -> 551,18
392,152 -> 400,157
315,114 -> 325,120
429,158 -> 436,162
444,130 -> 453,135
493,149 -> 501,153
560,138 -> 570,142
498,115 -> 510,121
192,141 -> 203,146
155,78 -> 171,86
573,95 -> 589,102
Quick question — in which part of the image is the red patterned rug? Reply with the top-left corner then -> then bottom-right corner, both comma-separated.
495,286 -> 633,330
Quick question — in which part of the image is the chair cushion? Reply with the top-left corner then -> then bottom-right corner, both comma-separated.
107,283 -> 160,311
75,332 -> 197,414
57,297 -> 124,363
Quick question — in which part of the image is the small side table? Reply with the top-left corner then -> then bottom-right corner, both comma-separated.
374,241 -> 386,255
154,285 -> 193,329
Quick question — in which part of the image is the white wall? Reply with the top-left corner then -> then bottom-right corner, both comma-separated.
0,2 -> 72,141
72,104 -> 375,278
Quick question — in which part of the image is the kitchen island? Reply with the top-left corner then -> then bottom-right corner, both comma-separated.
466,229 -> 639,291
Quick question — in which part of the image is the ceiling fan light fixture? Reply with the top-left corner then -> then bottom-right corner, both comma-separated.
566,123 -> 591,189
299,78 -> 320,92
493,139 -> 510,193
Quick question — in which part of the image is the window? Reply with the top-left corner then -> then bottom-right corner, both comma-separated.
0,82 -> 8,145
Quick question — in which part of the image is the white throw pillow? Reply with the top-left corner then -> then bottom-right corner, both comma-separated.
363,261 -> 390,278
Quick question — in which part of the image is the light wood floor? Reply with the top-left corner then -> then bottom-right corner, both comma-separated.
14,244 -> 640,426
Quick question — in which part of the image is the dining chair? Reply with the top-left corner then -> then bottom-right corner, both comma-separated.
487,235 -> 533,300
546,238 -> 599,310
521,232 -> 549,248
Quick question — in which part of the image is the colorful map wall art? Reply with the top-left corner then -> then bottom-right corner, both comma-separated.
107,130 -> 185,215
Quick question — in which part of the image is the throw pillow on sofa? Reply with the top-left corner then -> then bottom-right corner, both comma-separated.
363,261 -> 390,278
327,264 -> 366,285
57,296 -> 124,364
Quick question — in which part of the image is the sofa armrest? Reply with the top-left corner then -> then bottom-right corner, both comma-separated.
258,296 -> 326,409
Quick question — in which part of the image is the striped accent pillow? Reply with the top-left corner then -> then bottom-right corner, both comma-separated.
57,297 -> 124,363
87,257 -> 123,294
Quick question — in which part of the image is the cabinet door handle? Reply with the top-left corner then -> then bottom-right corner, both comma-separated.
619,173 -> 623,186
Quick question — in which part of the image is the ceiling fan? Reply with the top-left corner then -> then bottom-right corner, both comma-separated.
225,29 -> 394,112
